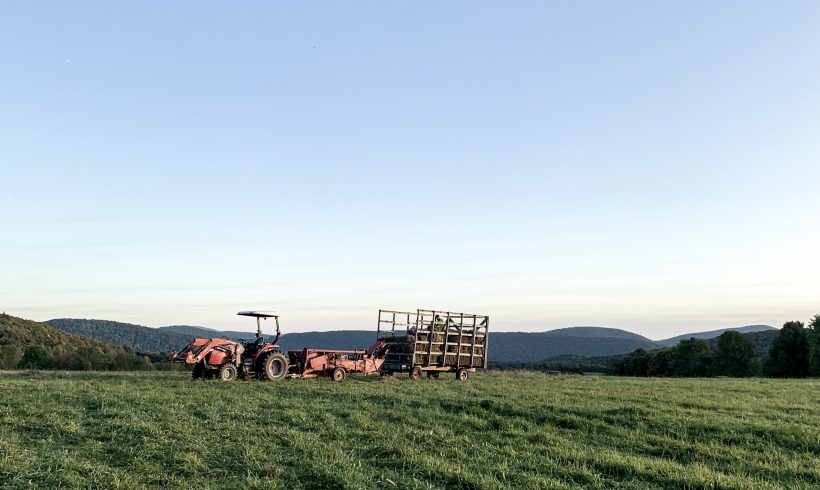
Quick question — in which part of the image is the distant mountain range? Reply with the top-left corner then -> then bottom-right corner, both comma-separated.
704,329 -> 780,357
160,325 -> 381,353
47,319 -> 196,354
44,318 -> 778,363
533,329 -> 781,372
657,325 -> 776,347
485,328 -> 661,362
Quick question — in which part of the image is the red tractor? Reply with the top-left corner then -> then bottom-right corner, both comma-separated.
170,311 -> 288,381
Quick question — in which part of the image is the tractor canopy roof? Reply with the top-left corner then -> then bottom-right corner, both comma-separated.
237,311 -> 278,319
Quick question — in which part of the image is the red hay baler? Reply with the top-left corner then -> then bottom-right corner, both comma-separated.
286,340 -> 387,381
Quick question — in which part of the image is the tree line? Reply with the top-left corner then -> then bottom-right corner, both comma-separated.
0,313 -> 188,372
0,344 -> 155,371
613,314 -> 820,378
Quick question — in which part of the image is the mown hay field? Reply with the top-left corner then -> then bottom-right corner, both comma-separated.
0,371 -> 818,489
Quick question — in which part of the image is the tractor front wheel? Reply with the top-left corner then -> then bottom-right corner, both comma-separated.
218,364 -> 237,382
457,369 -> 469,381
410,367 -> 422,381
262,352 -> 288,381
332,367 -> 347,382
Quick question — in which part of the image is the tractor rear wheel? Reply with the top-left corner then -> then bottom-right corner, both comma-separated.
332,367 -> 347,382
457,369 -> 469,381
218,364 -> 237,381
262,352 -> 288,381
410,367 -> 422,381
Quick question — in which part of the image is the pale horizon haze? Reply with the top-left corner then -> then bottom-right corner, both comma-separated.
2,2 -> 819,339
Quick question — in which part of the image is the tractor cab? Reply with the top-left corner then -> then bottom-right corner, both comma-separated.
236,310 -> 280,356
240,335 -> 266,355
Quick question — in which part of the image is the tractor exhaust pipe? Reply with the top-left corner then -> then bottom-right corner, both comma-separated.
271,316 -> 281,344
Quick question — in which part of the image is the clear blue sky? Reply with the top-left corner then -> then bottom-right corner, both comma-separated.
2,2 -> 819,338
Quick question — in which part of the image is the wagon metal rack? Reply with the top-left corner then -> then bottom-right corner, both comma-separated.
377,309 -> 489,381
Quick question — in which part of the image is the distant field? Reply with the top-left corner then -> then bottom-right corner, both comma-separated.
0,372 -> 818,489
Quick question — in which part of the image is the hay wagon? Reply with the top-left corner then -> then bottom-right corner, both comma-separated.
377,309 -> 489,381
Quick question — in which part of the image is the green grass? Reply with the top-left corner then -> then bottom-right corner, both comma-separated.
0,371 -> 818,489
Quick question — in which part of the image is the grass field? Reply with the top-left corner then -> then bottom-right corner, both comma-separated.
0,371 -> 818,489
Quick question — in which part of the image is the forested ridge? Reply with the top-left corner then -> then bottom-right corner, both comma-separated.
47,318 -> 194,354
0,314 -> 151,370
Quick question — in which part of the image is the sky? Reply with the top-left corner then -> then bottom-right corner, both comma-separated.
1,2 -> 819,338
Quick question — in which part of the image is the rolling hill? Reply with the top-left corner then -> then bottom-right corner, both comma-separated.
492,329 -> 784,373
160,326 -> 660,361
47,319 -> 195,354
44,318 -> 780,364
704,329 -> 780,357
657,325 -> 776,347
0,314 -> 148,370
47,320 -> 665,362
485,328 -> 662,362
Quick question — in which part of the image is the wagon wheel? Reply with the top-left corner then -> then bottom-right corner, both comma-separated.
410,367 -> 422,381
218,364 -> 237,382
332,367 -> 347,382
456,369 -> 469,381
426,372 -> 440,380
262,352 -> 289,381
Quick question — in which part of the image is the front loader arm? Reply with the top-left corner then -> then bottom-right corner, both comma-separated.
171,338 -> 236,365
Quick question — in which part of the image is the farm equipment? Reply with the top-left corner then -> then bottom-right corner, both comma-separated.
378,309 -> 489,381
286,341 -> 387,381
171,308 -> 488,382
170,311 -> 288,381
170,311 -> 387,382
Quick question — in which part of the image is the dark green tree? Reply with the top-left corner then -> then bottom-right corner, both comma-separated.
615,349 -> 652,376
713,331 -> 758,377
0,345 -> 22,369
808,314 -> 820,377
647,348 -> 672,376
19,345 -> 52,369
668,338 -> 713,377
764,321 -> 809,378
